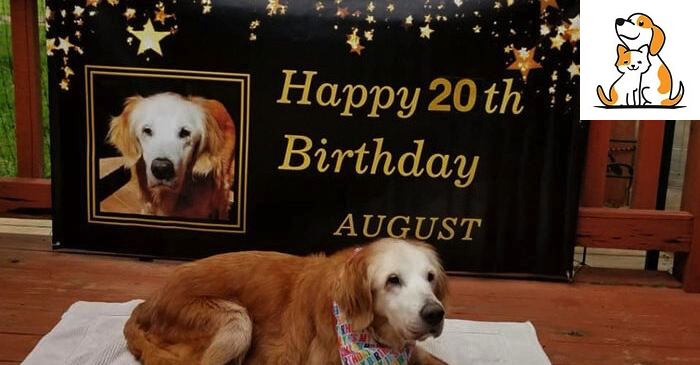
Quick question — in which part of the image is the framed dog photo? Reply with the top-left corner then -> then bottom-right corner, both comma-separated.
85,66 -> 249,232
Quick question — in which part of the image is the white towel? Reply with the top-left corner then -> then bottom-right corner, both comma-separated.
22,300 -> 550,365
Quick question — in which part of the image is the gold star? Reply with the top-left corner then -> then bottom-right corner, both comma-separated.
346,29 -> 364,55
107,0 -> 119,5
60,79 -> 70,90
250,20 -> 260,30
367,1 -> 375,12
550,34 -> 564,49
336,7 -> 349,18
424,14 -> 432,23
73,6 -> 84,17
364,29 -> 374,41
506,47 -> 542,82
539,0 -> 558,13
203,4 -> 212,14
473,25 -> 481,33
56,37 -> 73,54
565,15 -> 580,43
387,3 -> 395,12
504,44 -> 513,53
266,0 -> 287,16
129,19 -> 171,56
567,62 -> 580,79
75,31 -> 82,39
63,66 -> 75,78
454,0 -> 463,6
315,2 -> 324,11
404,15 -> 414,26
507,0 -> 514,5
86,0 -> 100,7
540,24 -> 550,36
250,33 -> 257,41
494,1 -> 502,9
366,15 -> 375,23
551,71 -> 558,81
46,38 -> 57,56
123,8 -> 136,20
419,24 -> 434,39
154,8 -> 174,24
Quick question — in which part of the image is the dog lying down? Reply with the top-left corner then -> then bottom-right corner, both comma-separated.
124,238 -> 450,364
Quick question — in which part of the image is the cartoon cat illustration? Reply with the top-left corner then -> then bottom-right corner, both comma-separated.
597,44 -> 651,106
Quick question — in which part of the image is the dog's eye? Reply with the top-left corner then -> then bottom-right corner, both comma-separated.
427,272 -> 435,282
142,127 -> 152,137
637,61 -> 642,64
179,128 -> 191,138
639,21 -> 644,26
386,274 -> 401,286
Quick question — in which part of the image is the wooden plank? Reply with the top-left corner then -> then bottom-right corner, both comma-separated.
0,178 -> 51,217
0,333 -> 41,362
577,207 -> 692,252
631,121 -> 664,209
580,121 -> 612,207
679,121 -> 700,292
10,0 -> 44,178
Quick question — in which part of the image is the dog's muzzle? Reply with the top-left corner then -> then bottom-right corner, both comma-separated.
420,301 -> 445,328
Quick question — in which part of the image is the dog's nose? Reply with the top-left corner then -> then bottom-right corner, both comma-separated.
420,302 -> 445,327
151,158 -> 175,180
616,18 -> 626,26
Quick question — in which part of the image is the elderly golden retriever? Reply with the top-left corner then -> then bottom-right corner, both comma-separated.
124,238 -> 449,364
108,92 -> 236,219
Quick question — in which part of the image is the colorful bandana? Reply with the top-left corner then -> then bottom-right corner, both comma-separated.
333,302 -> 414,365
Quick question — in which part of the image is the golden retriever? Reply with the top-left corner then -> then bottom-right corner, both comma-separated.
108,92 -> 236,219
124,238 -> 450,364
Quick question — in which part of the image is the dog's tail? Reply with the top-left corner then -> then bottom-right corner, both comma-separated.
123,302 -> 189,365
662,81 -> 684,106
597,85 -> 617,106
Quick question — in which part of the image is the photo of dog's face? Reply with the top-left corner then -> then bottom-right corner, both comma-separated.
122,93 -> 206,191
104,92 -> 237,220
337,239 -> 447,350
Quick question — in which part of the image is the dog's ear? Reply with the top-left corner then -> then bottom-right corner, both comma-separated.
190,98 -> 236,178
335,248 -> 374,330
107,96 -> 142,167
616,44 -> 627,58
650,24 -> 665,56
433,269 -> 449,303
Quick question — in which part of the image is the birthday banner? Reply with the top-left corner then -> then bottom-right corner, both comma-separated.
48,0 -> 583,278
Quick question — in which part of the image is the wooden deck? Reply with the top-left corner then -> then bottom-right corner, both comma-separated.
1,228 -> 700,364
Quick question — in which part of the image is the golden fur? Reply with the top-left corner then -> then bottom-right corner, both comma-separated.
107,94 -> 236,219
124,239 -> 449,365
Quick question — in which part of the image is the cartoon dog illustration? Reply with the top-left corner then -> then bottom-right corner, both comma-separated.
597,45 -> 651,106
615,13 -> 683,106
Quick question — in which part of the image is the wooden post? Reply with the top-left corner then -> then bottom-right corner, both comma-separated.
580,121 -> 613,207
10,0 -> 44,177
631,121 -> 665,209
679,121 -> 700,292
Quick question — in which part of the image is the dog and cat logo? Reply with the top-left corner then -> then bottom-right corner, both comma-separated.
596,13 -> 684,108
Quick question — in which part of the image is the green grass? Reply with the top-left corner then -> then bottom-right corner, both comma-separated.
0,0 -> 50,177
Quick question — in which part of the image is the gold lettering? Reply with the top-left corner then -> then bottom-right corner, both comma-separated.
316,82 -> 342,107
278,135 -> 312,170
331,149 -> 355,173
396,87 -> 420,119
277,70 -> 316,105
362,215 -> 387,238
341,84 -> 368,116
454,156 -> 479,188
460,218 -> 482,240
500,78 -> 524,114
483,83 -> 499,114
368,86 -> 396,118
387,216 -> 411,239
426,154 -> 453,178
415,217 -> 439,240
437,217 -> 458,240
397,140 -> 425,177
334,214 -> 358,236
370,138 -> 396,175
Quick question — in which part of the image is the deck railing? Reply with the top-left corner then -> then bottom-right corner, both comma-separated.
0,2 -> 699,292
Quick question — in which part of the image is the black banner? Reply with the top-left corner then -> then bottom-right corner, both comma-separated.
49,0 -> 584,278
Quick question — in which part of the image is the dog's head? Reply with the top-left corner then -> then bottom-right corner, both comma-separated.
107,93 -> 234,193
615,13 -> 665,56
334,238 -> 448,350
